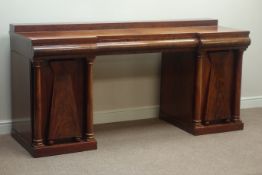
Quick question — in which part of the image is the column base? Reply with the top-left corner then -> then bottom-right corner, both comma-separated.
160,113 -> 244,136
12,129 -> 97,158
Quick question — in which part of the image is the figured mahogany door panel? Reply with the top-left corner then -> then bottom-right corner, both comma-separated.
47,60 -> 85,142
203,51 -> 235,123
160,51 -> 196,123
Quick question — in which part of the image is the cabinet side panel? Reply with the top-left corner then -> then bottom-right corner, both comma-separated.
160,51 -> 196,123
11,52 -> 32,143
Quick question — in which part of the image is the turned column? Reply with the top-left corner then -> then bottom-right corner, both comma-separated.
232,49 -> 244,122
32,60 -> 47,147
194,51 -> 204,127
85,57 -> 95,141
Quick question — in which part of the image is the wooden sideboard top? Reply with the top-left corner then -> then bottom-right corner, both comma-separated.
10,19 -> 250,58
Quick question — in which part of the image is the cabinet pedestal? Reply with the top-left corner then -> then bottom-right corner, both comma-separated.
160,50 -> 244,135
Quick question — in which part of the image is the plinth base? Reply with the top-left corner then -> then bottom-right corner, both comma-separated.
160,114 -> 244,136
12,129 -> 97,157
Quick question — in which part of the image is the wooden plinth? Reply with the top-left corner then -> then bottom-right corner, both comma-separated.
160,113 -> 244,135
12,129 -> 97,157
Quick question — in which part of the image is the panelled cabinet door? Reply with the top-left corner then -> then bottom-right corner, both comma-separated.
202,50 -> 236,124
41,59 -> 85,144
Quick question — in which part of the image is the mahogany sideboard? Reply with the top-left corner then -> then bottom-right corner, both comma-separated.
10,19 -> 251,157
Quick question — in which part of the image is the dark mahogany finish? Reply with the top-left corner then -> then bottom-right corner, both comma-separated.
10,19 -> 250,157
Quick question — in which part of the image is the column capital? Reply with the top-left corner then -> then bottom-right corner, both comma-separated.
197,50 -> 205,59
86,56 -> 95,64
32,60 -> 48,68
